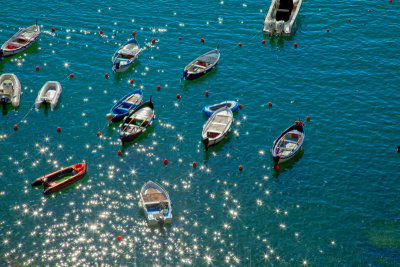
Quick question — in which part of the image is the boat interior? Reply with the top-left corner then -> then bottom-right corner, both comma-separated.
0,80 -> 14,97
143,188 -> 167,202
207,114 -> 231,137
277,131 -> 301,156
210,102 -> 231,111
275,0 -> 294,21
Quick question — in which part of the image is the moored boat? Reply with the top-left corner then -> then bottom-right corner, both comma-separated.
202,106 -> 233,151
1,22 -> 41,57
31,163 -> 87,195
183,45 -> 220,80
139,181 -> 172,226
106,89 -> 143,125
271,120 -> 305,169
119,97 -> 155,143
202,100 -> 239,117
263,0 -> 302,36
35,81 -> 62,110
112,38 -> 141,73
0,73 -> 21,108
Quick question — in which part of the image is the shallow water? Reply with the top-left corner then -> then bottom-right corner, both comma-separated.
1,0 -> 400,265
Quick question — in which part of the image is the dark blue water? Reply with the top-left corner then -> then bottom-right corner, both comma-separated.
1,0 -> 399,265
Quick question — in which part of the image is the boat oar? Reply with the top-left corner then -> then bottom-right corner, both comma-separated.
122,116 -> 135,132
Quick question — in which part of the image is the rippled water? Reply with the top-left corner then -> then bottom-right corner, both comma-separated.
1,0 -> 399,266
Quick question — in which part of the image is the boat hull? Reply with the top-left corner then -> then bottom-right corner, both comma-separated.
1,25 -> 41,57
0,73 -> 21,108
202,101 -> 239,117
183,63 -> 218,80
35,81 -> 62,110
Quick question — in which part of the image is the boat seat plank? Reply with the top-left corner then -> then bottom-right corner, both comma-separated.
208,123 -> 226,133
193,64 -> 207,69
143,193 -> 167,202
213,115 -> 231,124
277,9 -> 290,12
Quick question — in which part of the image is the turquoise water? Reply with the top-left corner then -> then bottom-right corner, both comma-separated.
1,0 -> 400,265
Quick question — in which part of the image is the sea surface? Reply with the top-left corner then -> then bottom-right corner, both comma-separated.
1,0 -> 399,266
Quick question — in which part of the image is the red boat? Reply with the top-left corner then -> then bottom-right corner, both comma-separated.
31,163 -> 87,195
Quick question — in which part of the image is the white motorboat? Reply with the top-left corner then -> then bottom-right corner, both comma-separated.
139,181 -> 172,226
263,0 -> 303,36
0,73 -> 21,108
35,81 -> 62,111
202,106 -> 233,151
1,23 -> 41,57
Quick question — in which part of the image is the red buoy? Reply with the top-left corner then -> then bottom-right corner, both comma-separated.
327,29 -> 330,32
262,40 -> 265,44
176,94 -> 181,99
117,236 -> 122,241
348,18 -> 351,22
152,39 -> 155,44
157,85 -> 161,90
306,116 -> 311,121
97,131 -> 101,137
99,30 -> 103,35
239,165 -> 243,171
130,79 -> 134,84
238,42 -> 242,47
13,125 -> 18,131
294,43 -> 298,48
239,104 -> 243,109
118,150 -> 122,156
205,90 -> 209,96
164,158 -> 168,165
390,0 -> 392,2
57,127 -> 61,132
275,164 -> 280,170
201,38 -> 204,43
192,162 -> 197,168
36,66 -> 39,71
132,31 -> 135,36
179,37 -> 181,40
70,73 -> 74,78
268,102 -> 272,107
105,73 -> 109,78
51,27 -> 55,32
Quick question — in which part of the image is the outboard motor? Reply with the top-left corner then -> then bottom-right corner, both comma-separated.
275,21 -> 285,36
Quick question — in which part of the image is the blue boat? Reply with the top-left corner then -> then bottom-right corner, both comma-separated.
183,45 -> 220,80
106,89 -> 143,124
112,38 -> 141,73
202,100 -> 239,117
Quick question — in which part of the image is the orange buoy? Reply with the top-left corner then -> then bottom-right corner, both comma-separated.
105,73 -> 109,78
97,131 -> 101,137
238,43 -> 242,47
192,162 -> 197,168
205,90 -> 209,96
294,43 -> 298,48
70,73 -> 74,78
262,40 -> 265,44
157,85 -> 161,90
117,236 -> 122,241
176,94 -> 181,99
268,102 -> 272,107
36,66 -> 39,71
51,27 -> 55,32
57,127 -> 61,132
201,38 -> 204,43
118,150 -> 122,156
152,39 -> 155,44
100,30 -> 103,35
306,116 -> 311,121
164,158 -> 168,165
132,31 -> 135,36
239,165 -> 243,171
13,125 -> 18,131
130,79 -> 134,84
239,104 -> 243,109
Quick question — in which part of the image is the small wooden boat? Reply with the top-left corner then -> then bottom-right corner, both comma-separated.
271,120 -> 305,169
35,81 -> 62,111
31,163 -> 87,195
139,181 -> 172,226
263,0 -> 303,36
106,89 -> 143,125
0,73 -> 21,108
183,45 -> 220,80
202,100 -> 239,117
1,23 -> 41,57
112,38 -> 141,73
119,98 -> 155,143
202,106 -> 233,151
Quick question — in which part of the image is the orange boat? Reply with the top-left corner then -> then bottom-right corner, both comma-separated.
31,163 -> 87,195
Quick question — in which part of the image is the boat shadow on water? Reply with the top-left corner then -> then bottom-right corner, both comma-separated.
120,124 -> 155,148
112,62 -> 141,80
273,148 -> 304,177
2,104 -> 16,115
203,131 -> 233,161
180,67 -> 218,91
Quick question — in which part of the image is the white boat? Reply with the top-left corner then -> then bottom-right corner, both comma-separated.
35,81 -> 62,111
1,23 -> 41,57
202,106 -> 233,151
139,181 -> 172,226
112,38 -> 141,73
263,0 -> 303,36
0,73 -> 21,108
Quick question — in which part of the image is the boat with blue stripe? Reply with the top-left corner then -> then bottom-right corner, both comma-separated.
202,100 -> 239,117
106,89 -> 143,125
112,38 -> 141,73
